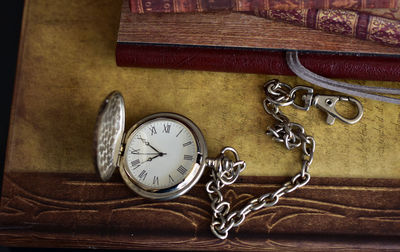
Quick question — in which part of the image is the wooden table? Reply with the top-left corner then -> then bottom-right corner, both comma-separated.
1,0 -> 400,250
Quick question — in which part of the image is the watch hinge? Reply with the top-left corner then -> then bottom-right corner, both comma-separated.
116,133 -> 127,167
119,143 -> 125,155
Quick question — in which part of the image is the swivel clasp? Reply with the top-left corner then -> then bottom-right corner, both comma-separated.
312,95 -> 364,125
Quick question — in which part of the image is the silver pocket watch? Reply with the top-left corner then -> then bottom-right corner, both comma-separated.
93,80 -> 363,239
94,91 -> 207,200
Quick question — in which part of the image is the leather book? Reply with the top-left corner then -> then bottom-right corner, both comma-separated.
131,0 -> 400,21
128,0 -> 400,48
129,0 -> 398,13
116,44 -> 400,81
116,0 -> 400,81
258,9 -> 400,48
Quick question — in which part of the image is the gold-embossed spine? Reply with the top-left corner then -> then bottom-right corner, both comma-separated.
367,16 -> 400,46
130,0 -> 399,13
316,9 -> 359,36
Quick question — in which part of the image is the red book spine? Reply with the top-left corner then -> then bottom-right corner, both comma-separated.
129,0 -> 398,13
258,9 -> 400,47
115,43 -> 400,81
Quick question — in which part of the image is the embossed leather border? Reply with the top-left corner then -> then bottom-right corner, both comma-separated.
1,172 -> 399,250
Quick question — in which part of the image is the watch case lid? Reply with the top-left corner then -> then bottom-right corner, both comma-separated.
94,91 -> 125,181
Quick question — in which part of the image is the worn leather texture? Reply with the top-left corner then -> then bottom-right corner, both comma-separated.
5,0 -> 400,179
116,43 -> 400,81
129,0 -> 398,13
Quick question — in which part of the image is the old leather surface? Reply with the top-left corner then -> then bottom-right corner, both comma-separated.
1,172 -> 400,250
118,1 -> 400,55
116,43 -> 400,81
6,0 -> 400,179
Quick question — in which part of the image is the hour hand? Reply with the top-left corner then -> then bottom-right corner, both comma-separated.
136,154 -> 160,166
147,155 -> 161,161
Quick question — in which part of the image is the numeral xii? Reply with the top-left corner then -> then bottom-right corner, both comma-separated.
162,124 -> 171,133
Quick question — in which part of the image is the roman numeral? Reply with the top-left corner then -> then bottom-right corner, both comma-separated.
183,141 -> 192,147
131,159 -> 140,169
153,176 -> 159,185
176,129 -> 183,137
162,124 -> 171,133
184,155 -> 193,161
168,174 -> 174,183
177,165 -> 187,175
149,126 -> 157,135
131,149 -> 140,154
138,170 -> 148,180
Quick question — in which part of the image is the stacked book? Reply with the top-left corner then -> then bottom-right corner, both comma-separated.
116,0 -> 400,81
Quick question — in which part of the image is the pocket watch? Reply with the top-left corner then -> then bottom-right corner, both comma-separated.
93,80 -> 363,239
94,91 -> 207,200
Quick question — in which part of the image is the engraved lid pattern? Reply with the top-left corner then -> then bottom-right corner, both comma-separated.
94,91 -> 125,181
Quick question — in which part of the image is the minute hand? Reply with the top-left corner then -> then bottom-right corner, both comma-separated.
133,152 -> 163,155
146,142 -> 161,153
138,137 -> 166,155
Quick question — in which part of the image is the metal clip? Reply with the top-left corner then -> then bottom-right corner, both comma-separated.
289,85 -> 314,111
312,95 -> 363,125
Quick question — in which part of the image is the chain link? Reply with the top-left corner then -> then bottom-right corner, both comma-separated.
206,79 -> 316,239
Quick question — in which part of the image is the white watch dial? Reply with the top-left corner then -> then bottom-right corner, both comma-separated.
125,118 -> 197,190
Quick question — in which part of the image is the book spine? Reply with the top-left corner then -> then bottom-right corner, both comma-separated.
115,43 -> 400,81
129,0 -> 398,13
257,9 -> 400,47
128,0 -> 400,48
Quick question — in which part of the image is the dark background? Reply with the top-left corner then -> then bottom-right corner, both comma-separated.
1,0 -> 24,180
1,2 -> 24,193
0,1 -> 25,249
0,1 -> 148,252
